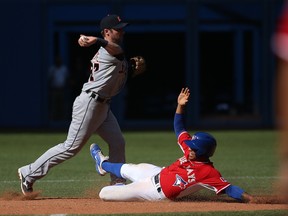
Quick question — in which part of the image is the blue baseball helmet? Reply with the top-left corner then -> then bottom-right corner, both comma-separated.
184,132 -> 217,158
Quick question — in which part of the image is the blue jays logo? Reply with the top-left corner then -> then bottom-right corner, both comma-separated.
173,174 -> 188,189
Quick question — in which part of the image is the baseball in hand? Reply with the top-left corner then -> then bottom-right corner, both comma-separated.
80,35 -> 87,42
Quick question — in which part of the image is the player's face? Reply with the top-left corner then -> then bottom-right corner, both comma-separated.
188,149 -> 197,160
105,28 -> 125,44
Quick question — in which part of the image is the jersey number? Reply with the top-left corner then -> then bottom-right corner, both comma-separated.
90,63 -> 99,81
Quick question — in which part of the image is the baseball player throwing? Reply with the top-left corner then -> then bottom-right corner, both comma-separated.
18,14 -> 146,195
90,88 -> 253,202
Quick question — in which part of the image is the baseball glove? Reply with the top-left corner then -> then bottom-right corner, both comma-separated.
130,56 -> 146,77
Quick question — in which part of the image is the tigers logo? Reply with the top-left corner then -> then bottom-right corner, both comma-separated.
173,174 -> 188,189
117,16 -> 121,22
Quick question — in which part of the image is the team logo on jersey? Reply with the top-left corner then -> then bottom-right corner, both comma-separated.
173,174 -> 188,189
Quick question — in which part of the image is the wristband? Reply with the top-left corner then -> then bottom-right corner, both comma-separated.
95,38 -> 108,47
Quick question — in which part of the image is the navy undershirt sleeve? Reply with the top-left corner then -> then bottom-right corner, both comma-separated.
225,185 -> 245,201
174,113 -> 186,137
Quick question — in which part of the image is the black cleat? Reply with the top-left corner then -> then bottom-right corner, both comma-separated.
110,177 -> 126,186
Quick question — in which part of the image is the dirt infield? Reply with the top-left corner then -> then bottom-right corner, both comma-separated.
0,191 -> 287,215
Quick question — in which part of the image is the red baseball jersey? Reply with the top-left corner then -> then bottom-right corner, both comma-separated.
159,131 -> 231,199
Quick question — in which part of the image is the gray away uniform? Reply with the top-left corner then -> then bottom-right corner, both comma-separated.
19,47 -> 128,183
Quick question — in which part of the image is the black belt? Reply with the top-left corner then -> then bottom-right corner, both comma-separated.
86,91 -> 111,104
154,173 -> 162,193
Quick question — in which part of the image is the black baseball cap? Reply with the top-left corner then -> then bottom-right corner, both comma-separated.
100,14 -> 129,30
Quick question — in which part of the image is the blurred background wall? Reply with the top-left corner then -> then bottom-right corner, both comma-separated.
0,0 -> 284,131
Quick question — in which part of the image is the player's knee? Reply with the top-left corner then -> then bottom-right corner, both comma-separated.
99,187 -> 111,201
99,186 -> 126,201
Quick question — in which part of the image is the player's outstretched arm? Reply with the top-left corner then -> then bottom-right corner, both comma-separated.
174,88 -> 190,137
78,34 -> 123,56
225,185 -> 254,203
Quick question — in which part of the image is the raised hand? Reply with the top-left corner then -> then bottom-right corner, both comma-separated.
177,87 -> 190,106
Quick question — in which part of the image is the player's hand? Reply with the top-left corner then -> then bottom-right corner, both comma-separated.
78,35 -> 96,47
178,87 -> 190,106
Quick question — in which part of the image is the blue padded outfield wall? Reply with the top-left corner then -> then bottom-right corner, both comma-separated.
0,0 -> 47,128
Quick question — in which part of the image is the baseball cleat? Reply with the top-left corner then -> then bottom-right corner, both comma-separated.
110,178 -> 126,186
90,144 -> 109,176
18,168 -> 33,196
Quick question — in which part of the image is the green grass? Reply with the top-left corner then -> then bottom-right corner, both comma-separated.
0,130 -> 286,216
